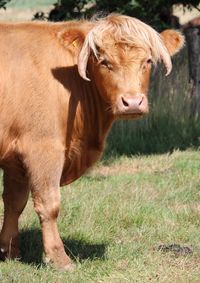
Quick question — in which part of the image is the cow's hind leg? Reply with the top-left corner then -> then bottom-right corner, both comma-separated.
25,142 -> 73,271
0,170 -> 29,260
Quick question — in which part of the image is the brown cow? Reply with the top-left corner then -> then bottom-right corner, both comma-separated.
0,14 -> 184,270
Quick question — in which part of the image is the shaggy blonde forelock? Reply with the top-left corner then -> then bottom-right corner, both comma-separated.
78,14 -> 172,80
89,15 -> 170,64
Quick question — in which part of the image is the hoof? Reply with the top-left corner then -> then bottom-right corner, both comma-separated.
0,246 -> 20,261
44,253 -> 75,272
0,235 -> 20,261
58,263 -> 75,272
0,247 -> 7,261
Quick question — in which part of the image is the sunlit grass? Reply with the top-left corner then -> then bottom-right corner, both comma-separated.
0,150 -> 200,282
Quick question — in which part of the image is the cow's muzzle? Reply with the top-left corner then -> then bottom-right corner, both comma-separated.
116,94 -> 149,116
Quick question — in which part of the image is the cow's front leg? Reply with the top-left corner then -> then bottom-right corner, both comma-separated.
32,185 -> 73,270
25,142 -> 73,271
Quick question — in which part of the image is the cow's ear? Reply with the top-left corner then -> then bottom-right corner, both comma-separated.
58,29 -> 90,81
58,29 -> 85,50
160,29 -> 185,56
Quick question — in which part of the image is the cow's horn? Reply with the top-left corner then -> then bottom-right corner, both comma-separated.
78,40 -> 91,81
161,51 -> 172,76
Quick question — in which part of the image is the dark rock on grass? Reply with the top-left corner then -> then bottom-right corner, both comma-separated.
158,244 -> 193,256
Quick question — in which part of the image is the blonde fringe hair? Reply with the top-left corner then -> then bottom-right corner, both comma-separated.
78,14 -> 172,81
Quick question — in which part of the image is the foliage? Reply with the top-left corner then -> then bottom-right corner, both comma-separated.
0,0 -> 11,9
35,0 -> 200,29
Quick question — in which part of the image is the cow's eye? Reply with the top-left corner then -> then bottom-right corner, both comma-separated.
100,59 -> 113,70
147,58 -> 152,64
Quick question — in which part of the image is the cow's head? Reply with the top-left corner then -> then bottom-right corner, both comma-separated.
78,15 -> 184,119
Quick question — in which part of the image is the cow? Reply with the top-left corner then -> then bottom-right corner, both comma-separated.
0,14 -> 184,270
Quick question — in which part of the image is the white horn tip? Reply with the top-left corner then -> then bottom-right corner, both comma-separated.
83,76 -> 91,81
80,73 -> 91,81
78,66 -> 91,81
165,67 -> 172,76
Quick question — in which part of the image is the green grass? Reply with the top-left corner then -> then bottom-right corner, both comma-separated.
1,149 -> 200,282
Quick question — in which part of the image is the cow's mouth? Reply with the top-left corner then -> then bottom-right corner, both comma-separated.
117,112 -> 145,120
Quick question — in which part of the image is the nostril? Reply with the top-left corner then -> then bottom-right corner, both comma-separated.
138,97 -> 144,106
121,97 -> 129,107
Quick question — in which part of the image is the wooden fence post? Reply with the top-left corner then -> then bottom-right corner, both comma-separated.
185,27 -> 200,118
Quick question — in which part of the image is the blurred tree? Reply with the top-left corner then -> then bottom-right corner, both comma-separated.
0,0 -> 11,9
34,0 -> 200,30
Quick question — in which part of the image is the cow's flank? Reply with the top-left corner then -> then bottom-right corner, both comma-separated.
0,14 -> 184,270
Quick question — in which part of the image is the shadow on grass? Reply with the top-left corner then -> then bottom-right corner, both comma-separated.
20,229 -> 107,266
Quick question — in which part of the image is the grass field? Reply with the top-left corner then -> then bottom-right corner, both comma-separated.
0,149 -> 200,282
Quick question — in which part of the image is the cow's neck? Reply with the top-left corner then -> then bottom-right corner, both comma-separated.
61,73 -> 114,185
